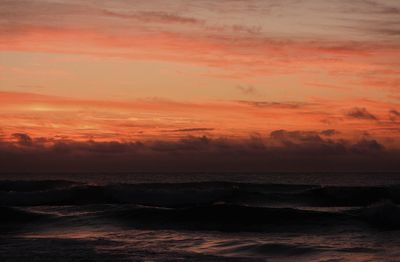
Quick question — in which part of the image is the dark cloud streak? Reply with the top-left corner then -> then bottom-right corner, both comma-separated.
346,107 -> 378,120
168,128 -> 215,133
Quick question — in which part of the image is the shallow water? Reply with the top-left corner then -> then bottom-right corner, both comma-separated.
1,172 -> 400,261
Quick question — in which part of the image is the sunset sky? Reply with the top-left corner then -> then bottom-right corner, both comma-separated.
0,0 -> 399,171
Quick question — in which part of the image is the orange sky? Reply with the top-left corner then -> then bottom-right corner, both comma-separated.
0,0 -> 399,152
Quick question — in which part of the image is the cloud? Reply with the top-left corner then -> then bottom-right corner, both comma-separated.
358,0 -> 400,15
148,136 -> 211,152
320,129 -> 338,136
102,10 -> 203,25
351,138 -> 384,153
270,129 -> 323,142
169,128 -> 215,133
1,0 -> 399,85
1,91 -> 400,147
237,100 -> 308,109
236,85 -> 257,95
12,133 -> 33,146
346,107 -> 378,120
390,109 -> 400,116
389,109 -> 400,121
0,132 -> 397,172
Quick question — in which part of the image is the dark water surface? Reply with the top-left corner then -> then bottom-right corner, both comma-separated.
1,172 -> 400,261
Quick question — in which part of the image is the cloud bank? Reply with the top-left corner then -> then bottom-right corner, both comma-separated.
1,131 -> 398,172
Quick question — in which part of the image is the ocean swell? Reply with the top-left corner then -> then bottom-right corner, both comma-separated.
1,180 -> 399,208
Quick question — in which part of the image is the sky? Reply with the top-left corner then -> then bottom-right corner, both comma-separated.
0,0 -> 399,171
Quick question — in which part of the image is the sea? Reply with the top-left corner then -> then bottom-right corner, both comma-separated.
1,172 -> 400,261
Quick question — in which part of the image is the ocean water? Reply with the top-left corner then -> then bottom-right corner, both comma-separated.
1,172 -> 400,261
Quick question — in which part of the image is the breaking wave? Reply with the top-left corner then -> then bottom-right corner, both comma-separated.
1,180 -> 399,208
1,180 -> 400,231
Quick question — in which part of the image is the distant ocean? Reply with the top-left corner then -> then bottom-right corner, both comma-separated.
1,172 -> 400,261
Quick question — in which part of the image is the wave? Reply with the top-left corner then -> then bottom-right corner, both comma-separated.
1,180 -> 399,208
98,203 -> 353,232
0,181 -> 312,207
299,186 -> 400,207
2,198 -> 400,232
0,180 -> 80,192
350,201 -> 400,230
95,202 -> 400,231
218,242 -> 321,257
0,206 -> 50,232
219,242 -> 380,257
0,206 -> 43,222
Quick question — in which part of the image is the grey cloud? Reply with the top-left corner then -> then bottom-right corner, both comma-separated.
346,107 -> 377,120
